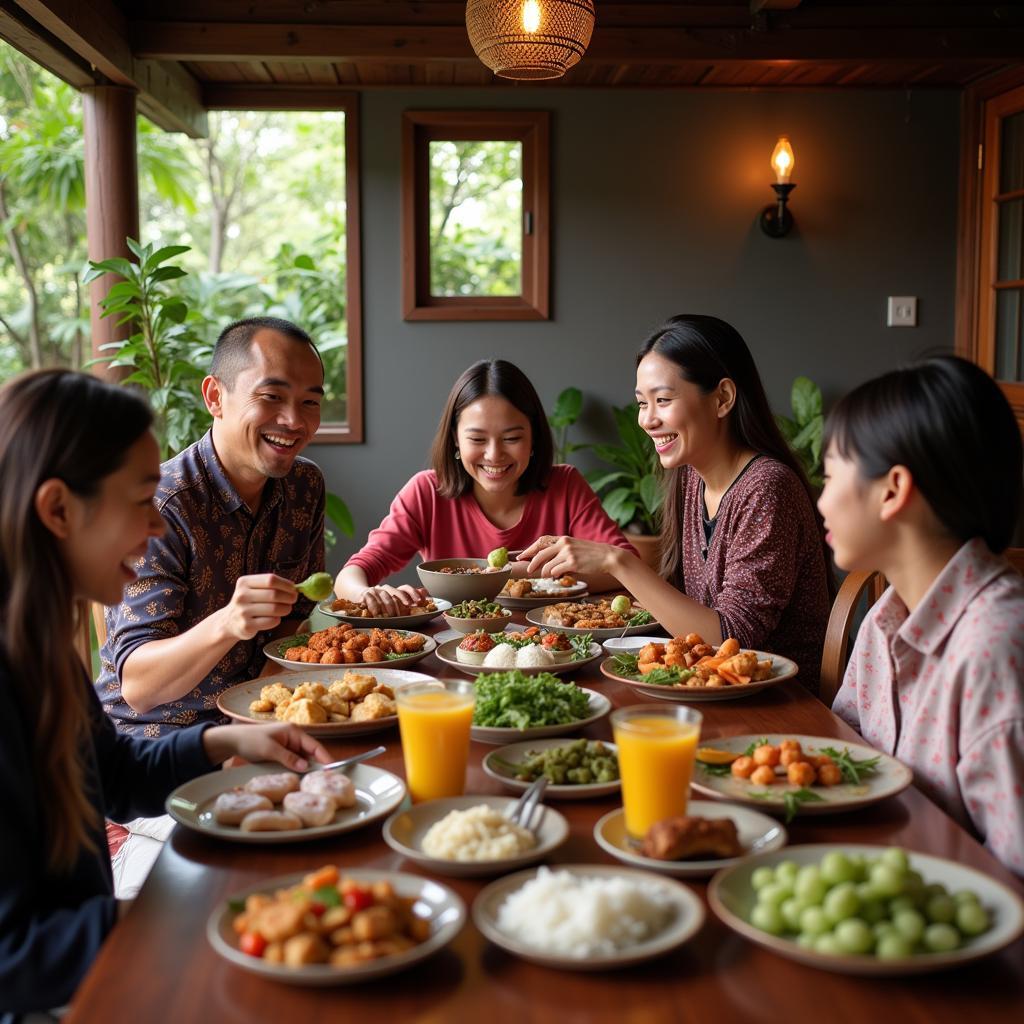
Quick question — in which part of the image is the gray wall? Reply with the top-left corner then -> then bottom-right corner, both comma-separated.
314,87 -> 961,577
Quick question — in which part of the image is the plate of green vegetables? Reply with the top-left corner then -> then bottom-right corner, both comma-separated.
469,670 -> 611,744
483,738 -> 621,799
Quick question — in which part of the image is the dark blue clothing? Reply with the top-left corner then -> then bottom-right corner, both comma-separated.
95,430 -> 325,735
0,662 -> 213,1018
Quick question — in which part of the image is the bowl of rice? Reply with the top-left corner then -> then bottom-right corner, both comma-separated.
382,796 -> 569,878
473,864 -> 705,969
435,637 -> 603,679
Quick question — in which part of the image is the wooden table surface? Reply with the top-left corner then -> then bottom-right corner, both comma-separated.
68,623 -> 1024,1023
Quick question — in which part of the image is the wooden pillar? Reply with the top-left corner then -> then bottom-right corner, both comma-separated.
82,85 -> 139,376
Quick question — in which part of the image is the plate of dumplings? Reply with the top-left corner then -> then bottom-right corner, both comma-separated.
166,761 -> 407,844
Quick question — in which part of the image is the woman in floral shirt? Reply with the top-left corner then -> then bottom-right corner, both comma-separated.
820,356 -> 1024,876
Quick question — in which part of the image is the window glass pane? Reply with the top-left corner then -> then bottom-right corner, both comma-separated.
997,198 -> 1023,282
428,140 -> 522,297
1000,110 -> 1024,194
994,287 -> 1023,382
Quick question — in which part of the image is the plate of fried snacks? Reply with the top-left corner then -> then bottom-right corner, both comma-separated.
265,623 -> 436,670
469,671 -> 612,744
472,864 -> 705,971
691,734 -> 913,820
594,800 -> 787,879
217,667 -> 433,737
496,576 -> 589,608
529,597 -> 661,639
483,738 -> 622,800
166,760 -> 406,844
599,634 -> 798,701
708,844 -> 1024,976
208,865 -> 466,985
382,795 -> 570,878
435,627 -> 602,677
317,596 -> 450,629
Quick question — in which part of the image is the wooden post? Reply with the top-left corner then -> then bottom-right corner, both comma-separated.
82,85 -> 139,376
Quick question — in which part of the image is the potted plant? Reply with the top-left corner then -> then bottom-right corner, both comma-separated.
776,376 -> 824,490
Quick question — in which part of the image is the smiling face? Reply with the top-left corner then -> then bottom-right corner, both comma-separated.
817,446 -> 888,571
56,431 -> 166,606
635,351 -> 726,470
204,329 -> 324,499
455,395 -> 533,498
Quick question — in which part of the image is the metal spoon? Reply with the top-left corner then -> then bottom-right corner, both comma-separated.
303,744 -> 387,774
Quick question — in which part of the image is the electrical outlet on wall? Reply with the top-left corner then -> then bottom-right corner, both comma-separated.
886,296 -> 918,327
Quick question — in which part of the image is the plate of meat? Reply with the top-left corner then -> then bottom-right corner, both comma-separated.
264,623 -> 436,671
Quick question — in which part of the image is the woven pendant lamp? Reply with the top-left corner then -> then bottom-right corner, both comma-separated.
466,0 -> 596,80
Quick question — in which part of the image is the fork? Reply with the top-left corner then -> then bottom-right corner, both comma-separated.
506,776 -> 548,832
301,744 -> 387,774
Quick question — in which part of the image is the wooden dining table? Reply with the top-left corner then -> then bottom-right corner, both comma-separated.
67,619 -> 1024,1023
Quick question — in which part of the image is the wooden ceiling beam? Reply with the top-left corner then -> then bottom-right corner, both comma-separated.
751,0 -> 802,12
129,20 -> 1024,64
0,0 -> 94,88
12,0 -> 207,136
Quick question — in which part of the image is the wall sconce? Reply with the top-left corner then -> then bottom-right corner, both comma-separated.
760,136 -> 796,238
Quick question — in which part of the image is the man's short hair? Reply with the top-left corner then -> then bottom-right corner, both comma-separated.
210,316 -> 321,387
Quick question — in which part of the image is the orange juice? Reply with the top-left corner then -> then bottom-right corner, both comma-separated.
613,709 -> 701,840
396,685 -> 475,802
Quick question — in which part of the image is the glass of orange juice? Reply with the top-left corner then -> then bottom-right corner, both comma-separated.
611,704 -> 702,842
395,679 -> 476,802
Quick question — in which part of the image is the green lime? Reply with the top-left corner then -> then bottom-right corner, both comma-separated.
487,547 -> 509,569
295,572 -> 333,601
610,595 -> 631,615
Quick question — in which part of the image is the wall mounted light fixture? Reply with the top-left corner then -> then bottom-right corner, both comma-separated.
760,136 -> 796,238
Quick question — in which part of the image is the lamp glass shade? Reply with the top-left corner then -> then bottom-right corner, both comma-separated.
466,0 -> 596,81
771,137 -> 795,183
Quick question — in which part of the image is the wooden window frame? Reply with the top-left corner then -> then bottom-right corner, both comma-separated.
956,69 -> 1024,428
402,110 -> 550,322
207,87 -> 364,443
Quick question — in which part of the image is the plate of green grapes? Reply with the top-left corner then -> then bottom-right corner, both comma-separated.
708,844 -> 1024,975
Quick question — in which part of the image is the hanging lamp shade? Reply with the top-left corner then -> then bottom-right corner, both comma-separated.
466,0 -> 596,81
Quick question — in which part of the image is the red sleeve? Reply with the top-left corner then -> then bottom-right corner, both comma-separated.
714,473 -> 801,649
561,466 -> 639,555
344,473 -> 432,585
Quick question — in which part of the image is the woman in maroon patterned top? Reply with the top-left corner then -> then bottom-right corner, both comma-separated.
522,315 -> 834,692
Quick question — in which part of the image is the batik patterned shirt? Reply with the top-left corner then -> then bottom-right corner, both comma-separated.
833,538 -> 1024,876
95,430 -> 325,736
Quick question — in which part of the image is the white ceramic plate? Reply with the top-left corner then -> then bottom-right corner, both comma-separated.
216,667 -> 436,738
208,868 -> 465,985
708,844 -> 1024,976
166,761 -> 406,844
601,634 -> 673,656
526,606 -> 661,640
496,579 -> 589,609
482,738 -> 621,800
264,628 -> 436,671
435,637 -> 603,678
471,687 -> 612,745
473,864 -> 706,970
599,652 -> 799,702
382,795 -> 569,878
690,734 -> 913,816
316,597 -> 451,629
593,800 -> 787,878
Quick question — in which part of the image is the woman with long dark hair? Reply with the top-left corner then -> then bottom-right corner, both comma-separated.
822,356 -> 1023,875
335,359 -> 635,613
0,370 -> 329,1014
523,315 -> 833,691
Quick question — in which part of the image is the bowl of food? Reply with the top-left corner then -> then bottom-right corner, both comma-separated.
442,599 -> 513,634
416,558 -> 511,603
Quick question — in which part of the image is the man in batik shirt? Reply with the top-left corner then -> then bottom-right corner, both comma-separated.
96,316 -> 326,737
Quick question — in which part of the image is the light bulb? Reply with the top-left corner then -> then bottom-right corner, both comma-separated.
771,136 -> 795,184
522,0 -> 541,33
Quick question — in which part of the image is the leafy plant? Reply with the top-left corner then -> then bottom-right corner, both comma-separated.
586,403 -> 662,535
777,376 -> 824,490
548,386 -> 584,465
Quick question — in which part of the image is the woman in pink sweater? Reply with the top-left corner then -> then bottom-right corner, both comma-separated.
822,357 -> 1024,875
335,360 -> 635,615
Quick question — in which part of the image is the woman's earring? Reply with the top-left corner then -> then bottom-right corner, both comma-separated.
454,450 -> 461,460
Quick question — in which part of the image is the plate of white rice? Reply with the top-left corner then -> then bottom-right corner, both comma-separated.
473,864 -> 705,969
382,796 -> 569,878
435,638 -> 602,678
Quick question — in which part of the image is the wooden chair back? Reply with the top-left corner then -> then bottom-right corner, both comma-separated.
819,570 -> 886,707
73,600 -> 109,675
